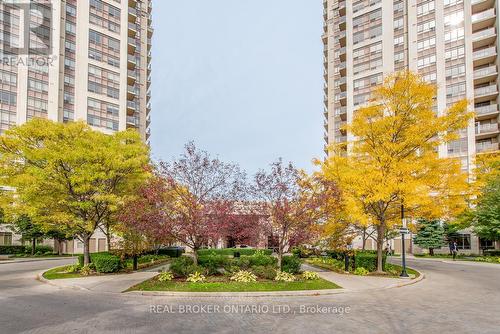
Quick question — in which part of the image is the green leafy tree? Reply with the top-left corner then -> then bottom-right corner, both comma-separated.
413,219 -> 446,256
472,176 -> 500,242
0,119 -> 150,265
11,215 -> 45,255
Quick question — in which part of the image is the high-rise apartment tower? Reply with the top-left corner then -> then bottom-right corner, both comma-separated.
0,0 -> 152,141
323,0 -> 499,172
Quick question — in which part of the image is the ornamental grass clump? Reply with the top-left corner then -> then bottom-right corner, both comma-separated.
302,271 -> 320,280
186,272 -> 206,283
275,271 -> 295,282
230,270 -> 257,283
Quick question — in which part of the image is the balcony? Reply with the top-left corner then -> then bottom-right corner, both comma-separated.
472,27 -> 496,47
127,37 -> 136,54
335,135 -> 347,143
476,141 -> 499,153
324,120 -> 328,132
128,0 -> 137,8
126,116 -> 139,127
337,91 -> 347,106
335,106 -> 347,117
322,33 -> 328,45
127,55 -> 137,70
128,7 -> 138,22
476,104 -> 499,119
338,46 -> 346,61
127,85 -> 139,99
338,61 -> 347,76
471,0 -> 495,14
127,69 -> 136,85
473,46 -> 497,66
338,76 -> 347,91
334,120 -> 347,133
338,16 -> 346,31
127,100 -> 137,114
473,65 -> 498,83
323,95 -> 328,107
338,31 -> 346,47
128,22 -> 138,38
475,123 -> 499,139
471,8 -> 496,30
147,26 -> 154,38
338,0 -> 346,16
474,84 -> 498,101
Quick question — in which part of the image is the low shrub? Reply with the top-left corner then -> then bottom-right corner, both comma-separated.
230,256 -> 251,270
230,270 -> 257,283
78,252 -> 111,267
137,254 -> 169,264
197,248 -> 272,257
155,247 -> 185,258
0,246 -> 26,255
354,267 -> 369,276
249,251 -> 277,267
251,265 -> 277,280
198,254 -> 229,275
282,255 -> 301,274
324,250 -> 347,261
484,250 -> 500,257
302,271 -> 320,280
307,257 -> 344,272
354,251 -> 386,272
67,264 -> 81,273
29,245 -> 53,254
275,271 -> 296,282
186,272 -> 206,283
92,253 -> 122,273
170,256 -> 195,277
291,247 -> 316,258
158,271 -> 174,282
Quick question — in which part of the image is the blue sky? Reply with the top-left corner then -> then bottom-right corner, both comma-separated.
150,0 -> 324,174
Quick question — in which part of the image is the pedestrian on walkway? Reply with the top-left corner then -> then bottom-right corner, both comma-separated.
451,241 -> 458,260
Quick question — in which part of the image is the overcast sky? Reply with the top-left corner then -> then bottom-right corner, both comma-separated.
149,0 -> 324,174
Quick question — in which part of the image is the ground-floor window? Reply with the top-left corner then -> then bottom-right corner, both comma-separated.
480,238 -> 495,250
0,232 -> 13,245
455,234 -> 471,250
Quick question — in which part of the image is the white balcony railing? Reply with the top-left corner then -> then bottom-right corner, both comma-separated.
472,27 -> 496,41
475,84 -> 498,97
475,104 -> 498,115
476,142 -> 498,152
472,8 -> 496,23
473,46 -> 497,60
476,123 -> 499,134
474,65 -> 497,78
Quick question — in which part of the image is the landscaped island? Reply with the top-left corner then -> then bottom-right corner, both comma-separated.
128,249 -> 340,292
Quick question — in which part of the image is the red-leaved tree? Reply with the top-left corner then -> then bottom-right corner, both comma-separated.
252,159 -> 341,269
120,143 -> 249,264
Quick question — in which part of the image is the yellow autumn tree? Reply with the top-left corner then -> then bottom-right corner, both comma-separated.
319,71 -> 474,272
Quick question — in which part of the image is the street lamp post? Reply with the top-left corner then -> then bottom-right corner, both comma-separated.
400,204 -> 409,278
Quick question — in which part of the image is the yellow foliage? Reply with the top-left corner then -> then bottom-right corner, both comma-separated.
318,72 -> 473,264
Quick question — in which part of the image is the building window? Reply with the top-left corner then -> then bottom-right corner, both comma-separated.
480,238 -> 495,250
0,232 -> 13,245
454,234 -> 471,250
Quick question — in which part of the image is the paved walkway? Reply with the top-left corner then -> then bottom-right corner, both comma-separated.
2,258 -> 500,333
302,263 -> 411,292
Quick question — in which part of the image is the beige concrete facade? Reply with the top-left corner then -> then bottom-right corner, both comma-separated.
323,0 -> 499,170
0,0 -> 152,142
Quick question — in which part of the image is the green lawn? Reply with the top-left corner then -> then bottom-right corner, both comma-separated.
129,277 -> 340,292
43,258 -> 170,280
42,265 -> 82,280
380,264 -> 420,279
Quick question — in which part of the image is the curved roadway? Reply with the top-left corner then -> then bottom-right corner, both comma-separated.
1,257 -> 499,334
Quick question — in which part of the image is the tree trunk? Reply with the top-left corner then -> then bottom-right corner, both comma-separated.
362,229 -> 367,251
376,223 -> 386,273
192,248 -> 199,265
106,223 -> 112,251
429,248 -> 434,256
31,238 -> 36,256
83,236 -> 91,266
133,255 -> 138,271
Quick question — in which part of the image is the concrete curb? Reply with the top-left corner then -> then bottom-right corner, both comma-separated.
38,267 -> 425,298
36,271 -> 91,292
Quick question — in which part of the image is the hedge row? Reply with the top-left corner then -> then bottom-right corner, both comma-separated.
78,252 -> 122,273
0,245 -> 54,255
484,250 -> 500,257
197,248 -> 272,257
354,251 -> 387,272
